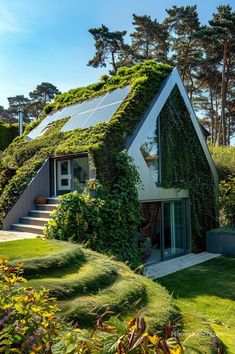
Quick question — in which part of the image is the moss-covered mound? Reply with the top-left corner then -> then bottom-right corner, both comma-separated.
6,239 -> 175,332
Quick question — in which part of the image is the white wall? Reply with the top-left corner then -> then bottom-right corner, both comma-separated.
127,68 -> 217,202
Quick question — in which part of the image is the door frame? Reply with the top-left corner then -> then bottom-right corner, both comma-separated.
56,159 -> 71,192
161,199 -> 188,261
51,153 -> 91,197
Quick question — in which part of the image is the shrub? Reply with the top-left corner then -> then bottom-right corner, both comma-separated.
0,258 -> 60,353
0,122 -> 18,151
210,146 -> 235,226
45,151 -> 141,267
219,176 -> 235,226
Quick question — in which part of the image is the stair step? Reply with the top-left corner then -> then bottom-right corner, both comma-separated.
12,223 -> 44,235
29,210 -> 53,218
35,204 -> 58,211
47,197 -> 60,204
20,216 -> 50,227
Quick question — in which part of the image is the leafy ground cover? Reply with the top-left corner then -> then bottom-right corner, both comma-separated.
159,256 -> 235,353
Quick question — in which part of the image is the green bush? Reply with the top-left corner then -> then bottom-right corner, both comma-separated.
210,146 -> 235,226
210,145 -> 235,180
0,258 -> 60,353
0,122 -> 18,151
45,151 -> 141,267
219,176 -> 235,226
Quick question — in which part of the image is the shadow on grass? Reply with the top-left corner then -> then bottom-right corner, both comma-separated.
158,256 -> 235,301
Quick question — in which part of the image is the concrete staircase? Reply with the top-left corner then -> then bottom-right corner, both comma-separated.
11,197 -> 59,235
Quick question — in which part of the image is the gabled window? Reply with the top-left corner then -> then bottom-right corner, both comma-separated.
140,117 -> 161,184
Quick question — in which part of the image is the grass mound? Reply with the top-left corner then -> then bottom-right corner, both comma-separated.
4,239 -> 175,332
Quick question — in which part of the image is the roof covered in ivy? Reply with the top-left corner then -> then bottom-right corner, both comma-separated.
0,60 -> 218,227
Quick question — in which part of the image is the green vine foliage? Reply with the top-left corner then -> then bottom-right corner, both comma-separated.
45,151 -> 141,266
0,61 -> 172,265
160,86 -> 217,250
0,122 -> 18,151
210,146 -> 235,226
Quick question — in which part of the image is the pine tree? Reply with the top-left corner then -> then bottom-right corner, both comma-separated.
130,14 -> 169,63
88,25 -> 131,74
165,5 -> 202,99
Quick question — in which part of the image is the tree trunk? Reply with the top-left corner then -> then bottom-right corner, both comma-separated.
221,41 -> 228,145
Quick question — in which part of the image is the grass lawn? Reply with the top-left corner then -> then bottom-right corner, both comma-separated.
159,256 -> 235,353
0,238 -> 70,260
0,238 -> 175,334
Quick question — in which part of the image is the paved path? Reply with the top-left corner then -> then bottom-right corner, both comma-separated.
0,230 -> 38,242
144,252 -> 221,279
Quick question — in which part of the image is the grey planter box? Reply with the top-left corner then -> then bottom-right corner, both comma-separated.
206,227 -> 235,256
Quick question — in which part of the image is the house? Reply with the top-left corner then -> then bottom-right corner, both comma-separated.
0,61 -> 218,263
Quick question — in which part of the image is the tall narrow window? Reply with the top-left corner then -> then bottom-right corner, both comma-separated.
140,118 -> 160,184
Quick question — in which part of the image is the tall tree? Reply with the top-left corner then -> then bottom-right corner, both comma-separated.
7,95 -> 31,123
165,5 -> 202,99
29,82 -> 61,120
130,14 -> 169,63
0,106 -> 16,124
29,82 -> 60,104
209,5 -> 235,145
88,25 -> 132,74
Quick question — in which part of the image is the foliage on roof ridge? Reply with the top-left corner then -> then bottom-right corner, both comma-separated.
43,60 -> 172,115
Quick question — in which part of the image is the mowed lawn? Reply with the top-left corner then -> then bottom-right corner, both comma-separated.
0,238 -> 68,260
159,257 -> 235,353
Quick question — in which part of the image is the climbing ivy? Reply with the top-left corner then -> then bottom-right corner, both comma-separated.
159,86 -> 217,250
0,61 -> 172,265
0,61 -> 217,259
45,151 -> 141,267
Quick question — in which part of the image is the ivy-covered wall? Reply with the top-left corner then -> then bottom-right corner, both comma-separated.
0,61 -> 217,260
0,122 -> 18,151
159,86 -> 217,250
0,61 -> 172,265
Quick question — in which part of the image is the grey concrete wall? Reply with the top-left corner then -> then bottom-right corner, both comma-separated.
206,230 -> 235,256
3,159 -> 50,230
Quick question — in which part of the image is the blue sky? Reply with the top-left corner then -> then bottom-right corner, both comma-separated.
0,0 -> 234,107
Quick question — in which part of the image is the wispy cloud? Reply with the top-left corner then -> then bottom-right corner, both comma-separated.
0,2 -> 25,33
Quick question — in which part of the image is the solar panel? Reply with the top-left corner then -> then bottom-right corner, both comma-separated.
60,111 -> 94,132
101,86 -> 130,106
82,103 -> 121,129
27,85 -> 130,139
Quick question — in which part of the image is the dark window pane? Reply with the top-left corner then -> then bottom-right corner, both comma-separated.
61,179 -> 69,186
61,161 -> 69,175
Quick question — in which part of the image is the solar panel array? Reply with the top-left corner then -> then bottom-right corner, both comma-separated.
27,86 -> 130,140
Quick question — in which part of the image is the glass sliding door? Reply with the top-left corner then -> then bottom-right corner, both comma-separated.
72,157 -> 89,192
162,200 -> 186,259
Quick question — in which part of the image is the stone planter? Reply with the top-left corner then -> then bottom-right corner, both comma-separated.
206,227 -> 235,256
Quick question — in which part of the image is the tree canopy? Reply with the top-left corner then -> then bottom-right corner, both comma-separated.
88,5 -> 235,146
